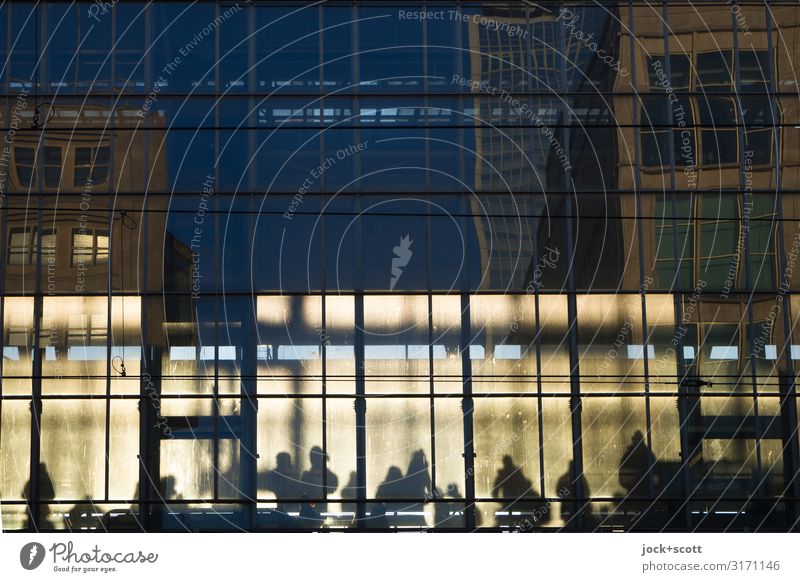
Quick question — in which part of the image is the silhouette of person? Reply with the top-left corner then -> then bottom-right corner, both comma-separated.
404,450 -> 431,497
340,471 -> 358,520
619,430 -> 655,497
432,483 -> 480,529
298,494 -> 324,529
152,475 -> 184,529
402,449 -> 432,527
102,483 -> 141,532
376,466 -> 404,498
65,492 -> 97,532
375,466 -> 404,527
300,446 -> 338,517
22,462 -> 56,531
492,455 -> 538,526
492,455 -> 536,499
369,502 -> 391,529
556,460 -> 592,529
159,475 -> 181,499
264,452 -> 300,513
66,504 -> 90,531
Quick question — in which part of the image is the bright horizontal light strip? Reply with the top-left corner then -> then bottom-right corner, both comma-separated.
364,345 -> 406,360
2,347 -> 20,360
469,345 -> 485,359
407,345 -> 447,360
326,346 -> 355,360
494,345 -> 522,360
255,345 -> 461,361
201,346 -> 236,361
169,346 -> 237,361
68,346 -> 143,361
256,345 -> 357,360
170,347 -> 196,360
277,345 -> 320,360
709,346 -> 738,360
626,345 -> 655,360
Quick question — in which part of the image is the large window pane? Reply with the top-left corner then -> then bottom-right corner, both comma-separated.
2,296 -> 34,395
576,295 -> 644,392
40,399 -> 106,500
470,295 -> 535,393
364,295 -> 429,394
257,296 -> 322,395
474,397 -> 540,528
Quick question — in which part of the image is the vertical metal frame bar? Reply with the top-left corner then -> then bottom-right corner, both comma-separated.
27,2 -> 45,532
731,4 -> 765,516
626,0 -> 657,516
556,0 -> 585,530
661,0 -> 694,530
764,0 -> 800,531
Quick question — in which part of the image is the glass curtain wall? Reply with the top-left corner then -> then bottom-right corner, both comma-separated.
0,1 -> 798,532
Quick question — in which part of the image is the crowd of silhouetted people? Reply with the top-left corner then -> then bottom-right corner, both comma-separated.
15,431 -> 783,531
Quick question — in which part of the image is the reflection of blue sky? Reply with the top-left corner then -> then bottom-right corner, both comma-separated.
162,193 -> 479,293
4,3 -> 616,92
3,2 -> 616,293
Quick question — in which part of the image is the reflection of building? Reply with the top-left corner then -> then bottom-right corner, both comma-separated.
611,3 -> 800,524
1,102 -> 172,531
465,6 -> 544,291
467,5 -> 622,290
2,2 -> 799,534
2,103 -> 169,294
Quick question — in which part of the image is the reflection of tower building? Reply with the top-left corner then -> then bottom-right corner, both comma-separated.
468,7 -> 548,292
469,5 -> 536,194
467,5 -> 622,290
614,4 -> 800,506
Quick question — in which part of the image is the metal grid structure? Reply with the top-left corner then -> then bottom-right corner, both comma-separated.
0,1 -> 799,532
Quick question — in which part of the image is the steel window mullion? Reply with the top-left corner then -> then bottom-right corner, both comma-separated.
213,0 -> 223,509
627,0 -> 657,510
244,194 -> 257,530
139,200 -> 151,528
212,203 -> 220,503
765,0 -> 800,531
140,0 -> 155,518
319,0 -> 331,521
556,0 -> 585,531
523,3 -> 547,505
457,153 -> 475,530
732,7 -> 765,511
662,0 -> 694,531
0,75 -> 7,406
354,287 -> 366,528
27,2 -> 45,532
349,2 -> 369,530
427,203 -> 437,501
103,204 -> 113,506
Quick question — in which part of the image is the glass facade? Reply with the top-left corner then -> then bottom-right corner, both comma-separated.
0,1 -> 799,532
